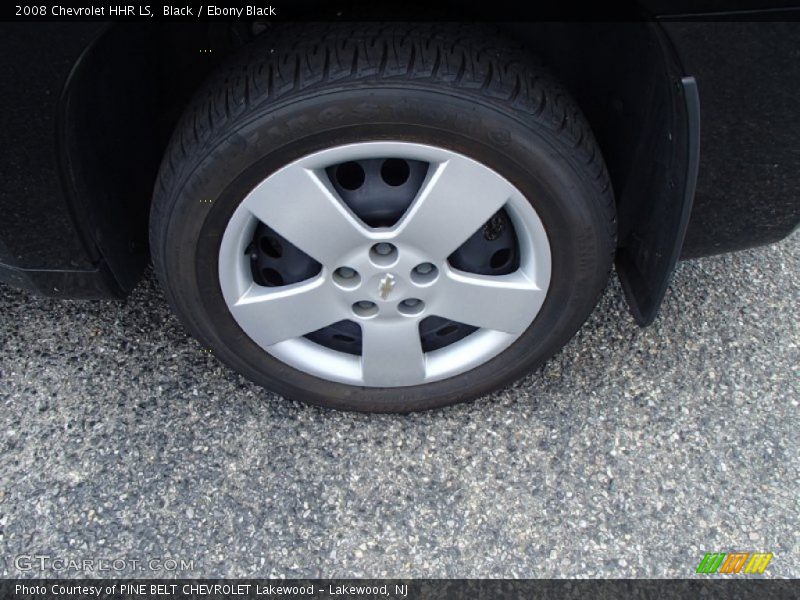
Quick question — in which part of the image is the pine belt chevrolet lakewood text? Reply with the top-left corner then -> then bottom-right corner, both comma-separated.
1,12 -> 799,411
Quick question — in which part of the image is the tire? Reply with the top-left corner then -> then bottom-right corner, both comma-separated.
150,23 -> 616,413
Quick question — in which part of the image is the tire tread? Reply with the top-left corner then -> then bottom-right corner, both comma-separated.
153,24 -> 615,274
149,23 -> 617,411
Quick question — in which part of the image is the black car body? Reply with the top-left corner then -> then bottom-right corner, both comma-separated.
1,4 -> 799,327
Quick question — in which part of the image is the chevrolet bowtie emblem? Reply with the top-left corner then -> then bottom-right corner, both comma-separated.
378,274 -> 396,300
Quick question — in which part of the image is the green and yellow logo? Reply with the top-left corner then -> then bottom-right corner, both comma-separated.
696,552 -> 773,574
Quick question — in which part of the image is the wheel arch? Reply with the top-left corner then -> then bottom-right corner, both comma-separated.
61,19 -> 696,323
499,22 -> 699,324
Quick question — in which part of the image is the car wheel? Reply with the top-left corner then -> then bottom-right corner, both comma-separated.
150,24 -> 616,412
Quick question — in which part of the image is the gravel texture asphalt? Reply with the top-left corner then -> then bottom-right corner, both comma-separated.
0,231 -> 797,579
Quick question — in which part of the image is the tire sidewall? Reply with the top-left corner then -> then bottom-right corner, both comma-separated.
157,86 -> 611,411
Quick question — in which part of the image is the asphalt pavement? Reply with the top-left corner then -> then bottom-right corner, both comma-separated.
1,231 -> 797,578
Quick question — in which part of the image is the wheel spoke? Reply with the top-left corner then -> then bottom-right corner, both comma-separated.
395,155 -> 515,259
229,278 -> 343,347
433,269 -> 546,334
242,167 -> 367,265
361,320 -> 426,386
219,141 -> 553,387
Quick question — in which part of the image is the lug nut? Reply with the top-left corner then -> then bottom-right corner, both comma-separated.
411,262 -> 439,286
369,242 -> 399,267
398,298 -> 425,316
333,266 -> 361,289
352,300 -> 378,318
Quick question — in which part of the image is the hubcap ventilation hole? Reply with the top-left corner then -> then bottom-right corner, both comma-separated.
336,161 -> 365,190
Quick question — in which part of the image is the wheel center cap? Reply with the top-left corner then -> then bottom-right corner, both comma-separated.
377,273 -> 397,300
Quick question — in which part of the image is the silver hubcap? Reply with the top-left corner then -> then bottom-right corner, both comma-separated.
218,142 -> 551,387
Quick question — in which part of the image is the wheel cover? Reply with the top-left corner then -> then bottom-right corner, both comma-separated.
218,142 -> 551,387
